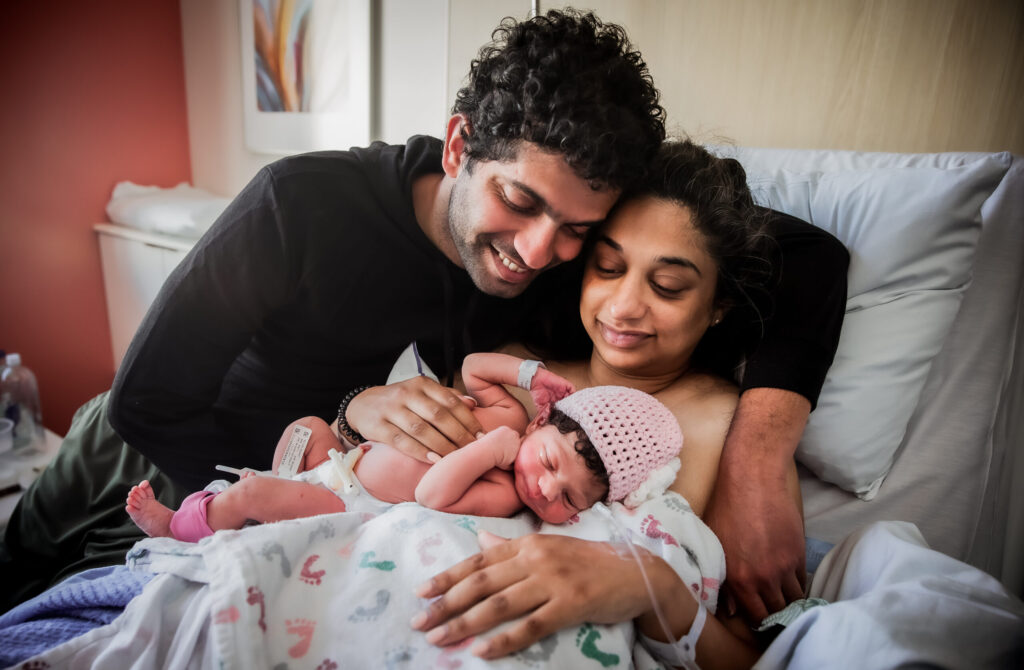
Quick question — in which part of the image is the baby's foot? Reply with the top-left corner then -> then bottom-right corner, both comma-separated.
125,480 -> 175,537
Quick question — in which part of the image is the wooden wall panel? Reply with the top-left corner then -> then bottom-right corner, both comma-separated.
449,0 -> 1024,153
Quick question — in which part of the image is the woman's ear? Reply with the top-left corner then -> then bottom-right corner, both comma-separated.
711,305 -> 727,327
441,114 -> 471,178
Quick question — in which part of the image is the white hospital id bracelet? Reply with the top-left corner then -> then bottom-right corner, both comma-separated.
639,602 -> 707,670
517,359 -> 546,390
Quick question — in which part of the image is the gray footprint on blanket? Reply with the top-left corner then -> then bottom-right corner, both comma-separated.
308,520 -> 335,543
516,633 -> 559,665
394,511 -> 432,533
261,542 -> 292,577
384,644 -> 415,669
348,589 -> 391,621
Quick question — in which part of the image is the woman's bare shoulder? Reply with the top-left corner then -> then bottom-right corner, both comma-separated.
659,372 -> 738,419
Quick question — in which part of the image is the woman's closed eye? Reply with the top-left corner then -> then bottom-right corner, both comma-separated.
651,275 -> 689,296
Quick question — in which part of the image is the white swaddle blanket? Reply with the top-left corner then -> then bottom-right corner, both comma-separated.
24,494 -> 722,669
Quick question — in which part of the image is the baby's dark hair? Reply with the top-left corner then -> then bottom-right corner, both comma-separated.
546,407 -> 609,494
452,8 -> 665,191
629,139 -> 775,378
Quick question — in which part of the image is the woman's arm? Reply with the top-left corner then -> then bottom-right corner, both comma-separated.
411,533 -> 760,668
414,426 -> 523,515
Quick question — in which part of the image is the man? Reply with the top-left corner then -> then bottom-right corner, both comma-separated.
3,10 -> 847,648
1,8 -> 662,609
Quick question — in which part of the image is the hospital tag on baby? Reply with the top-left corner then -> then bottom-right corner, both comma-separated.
278,424 -> 312,479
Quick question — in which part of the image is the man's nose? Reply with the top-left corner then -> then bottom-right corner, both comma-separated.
514,220 -> 559,270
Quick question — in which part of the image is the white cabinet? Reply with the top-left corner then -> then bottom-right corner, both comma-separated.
94,224 -> 197,371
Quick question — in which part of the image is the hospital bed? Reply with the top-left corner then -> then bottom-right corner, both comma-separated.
2,146 -> 1022,668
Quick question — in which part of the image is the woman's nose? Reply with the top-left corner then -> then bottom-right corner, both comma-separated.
608,278 -> 645,320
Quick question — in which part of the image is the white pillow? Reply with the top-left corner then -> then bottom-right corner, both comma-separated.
106,181 -> 230,238
745,154 -> 1010,499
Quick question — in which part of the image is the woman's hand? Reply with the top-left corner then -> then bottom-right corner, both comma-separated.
410,531 -> 675,659
346,377 -> 483,463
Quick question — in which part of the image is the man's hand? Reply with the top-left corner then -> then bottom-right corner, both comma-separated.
346,377 -> 483,463
704,387 -> 810,625
410,532 -> 673,659
704,465 -> 805,624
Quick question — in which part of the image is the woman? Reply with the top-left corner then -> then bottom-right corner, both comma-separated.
385,139 -> 787,668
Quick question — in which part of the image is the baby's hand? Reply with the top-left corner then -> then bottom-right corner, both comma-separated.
483,425 -> 521,470
529,368 -> 575,410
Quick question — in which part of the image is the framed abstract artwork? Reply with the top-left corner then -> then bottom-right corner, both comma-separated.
239,0 -> 372,154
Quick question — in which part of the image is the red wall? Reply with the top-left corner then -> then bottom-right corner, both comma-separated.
0,1 -> 191,435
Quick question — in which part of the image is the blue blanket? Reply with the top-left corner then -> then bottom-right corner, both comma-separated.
0,565 -> 151,666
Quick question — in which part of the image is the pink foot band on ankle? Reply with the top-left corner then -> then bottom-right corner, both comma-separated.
170,490 -> 218,542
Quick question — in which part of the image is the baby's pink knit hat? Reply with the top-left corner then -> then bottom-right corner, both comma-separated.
554,385 -> 682,507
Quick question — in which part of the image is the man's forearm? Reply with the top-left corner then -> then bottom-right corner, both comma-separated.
719,388 -> 809,477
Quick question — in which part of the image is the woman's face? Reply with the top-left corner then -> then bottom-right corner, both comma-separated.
580,196 -> 722,379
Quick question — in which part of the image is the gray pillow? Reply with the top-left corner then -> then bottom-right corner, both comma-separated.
745,154 -> 1010,498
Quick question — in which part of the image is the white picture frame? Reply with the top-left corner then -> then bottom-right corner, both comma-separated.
239,0 -> 372,155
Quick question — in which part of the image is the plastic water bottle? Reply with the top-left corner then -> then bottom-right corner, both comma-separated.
0,353 -> 44,449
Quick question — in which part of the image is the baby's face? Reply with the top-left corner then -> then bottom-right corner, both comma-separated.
514,424 -> 607,524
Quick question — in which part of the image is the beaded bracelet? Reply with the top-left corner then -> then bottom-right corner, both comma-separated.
337,385 -> 371,445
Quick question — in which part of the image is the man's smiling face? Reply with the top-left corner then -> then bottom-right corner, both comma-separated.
444,141 -> 620,298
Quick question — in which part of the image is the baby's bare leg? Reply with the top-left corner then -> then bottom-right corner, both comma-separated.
205,476 -> 347,530
125,480 -> 175,538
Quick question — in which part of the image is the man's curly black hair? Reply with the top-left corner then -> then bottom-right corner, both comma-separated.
452,8 -> 665,190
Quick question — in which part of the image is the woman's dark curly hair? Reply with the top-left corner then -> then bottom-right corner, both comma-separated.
631,139 -> 775,379
452,8 -> 665,190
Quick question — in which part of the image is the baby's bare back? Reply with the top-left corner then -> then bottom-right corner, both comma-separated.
353,442 -> 432,503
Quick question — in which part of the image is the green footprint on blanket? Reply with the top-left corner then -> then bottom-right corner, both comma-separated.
348,589 -> 391,621
359,550 -> 396,571
261,542 -> 292,577
455,516 -> 477,535
575,623 -> 619,668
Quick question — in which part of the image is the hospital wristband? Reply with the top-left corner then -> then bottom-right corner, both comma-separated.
337,385 -> 371,445
638,602 -> 707,670
517,360 -> 546,390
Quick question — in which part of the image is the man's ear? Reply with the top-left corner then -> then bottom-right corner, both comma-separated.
442,114 -> 471,178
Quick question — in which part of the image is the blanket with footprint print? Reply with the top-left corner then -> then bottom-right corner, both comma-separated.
24,494 -> 723,669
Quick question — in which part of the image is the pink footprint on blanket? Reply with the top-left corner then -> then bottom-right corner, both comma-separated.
701,576 -> 720,601
286,618 -> 317,658
641,514 -> 678,546
214,605 -> 240,624
316,660 -> 338,670
301,554 -> 326,585
418,534 -> 442,565
338,541 -> 356,558
436,636 -> 475,668
246,585 -> 267,632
